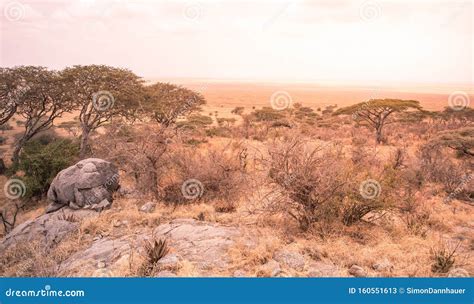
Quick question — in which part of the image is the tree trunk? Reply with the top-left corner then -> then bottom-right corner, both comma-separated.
0,158 -> 6,175
80,128 -> 91,158
11,137 -> 26,166
375,125 -> 384,144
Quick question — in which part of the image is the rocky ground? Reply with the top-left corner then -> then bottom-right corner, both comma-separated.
1,157 -> 472,278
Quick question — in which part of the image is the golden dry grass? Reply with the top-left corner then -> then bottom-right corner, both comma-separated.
0,82 -> 472,277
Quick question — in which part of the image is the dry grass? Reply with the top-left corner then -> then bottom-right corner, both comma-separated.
1,87 -> 473,277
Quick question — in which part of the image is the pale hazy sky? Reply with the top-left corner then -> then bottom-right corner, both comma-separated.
0,0 -> 472,85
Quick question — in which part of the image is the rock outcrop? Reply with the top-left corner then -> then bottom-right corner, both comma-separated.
58,219 -> 240,277
46,158 -> 119,213
0,208 -> 97,251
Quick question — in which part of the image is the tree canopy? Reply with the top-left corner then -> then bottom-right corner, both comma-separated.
0,67 -> 29,126
143,82 -> 205,127
9,66 -> 75,163
335,99 -> 423,143
61,65 -> 144,156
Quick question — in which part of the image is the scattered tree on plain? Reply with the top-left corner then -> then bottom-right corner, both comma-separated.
144,82 -> 205,127
335,99 -> 423,143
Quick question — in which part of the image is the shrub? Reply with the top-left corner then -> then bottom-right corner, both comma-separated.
430,240 -> 461,274
267,138 -> 349,231
177,114 -> 213,130
0,136 -> 6,145
163,143 -> 248,206
14,138 -> 79,199
139,238 -> 170,276
418,144 -> 467,198
92,124 -> 171,198
206,126 -> 233,138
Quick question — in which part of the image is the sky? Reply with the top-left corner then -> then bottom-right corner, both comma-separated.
0,0 -> 472,85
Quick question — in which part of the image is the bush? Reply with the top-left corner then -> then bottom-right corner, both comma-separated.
162,143 -> 248,206
267,138 -> 394,231
14,138 -> 79,199
430,240 -> 461,274
418,144 -> 467,198
0,136 -> 6,145
92,124 -> 171,198
267,138 -> 349,231
177,114 -> 213,130
206,126 -> 233,138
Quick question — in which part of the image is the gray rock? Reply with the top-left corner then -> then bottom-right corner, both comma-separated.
156,254 -> 181,271
58,219 -> 240,277
307,261 -> 342,277
348,265 -> 367,277
257,260 -> 282,277
97,261 -> 106,269
59,236 -> 131,276
92,268 -> 113,277
372,259 -> 394,272
91,199 -> 112,211
155,270 -> 177,277
448,268 -> 469,277
47,158 -> 119,212
139,202 -> 156,213
153,219 -> 240,274
274,249 -> 306,271
0,208 -> 97,250
233,270 -> 248,277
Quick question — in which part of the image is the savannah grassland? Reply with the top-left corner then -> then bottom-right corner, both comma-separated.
0,80 -> 473,278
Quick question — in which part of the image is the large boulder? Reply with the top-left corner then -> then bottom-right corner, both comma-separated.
46,158 -> 119,213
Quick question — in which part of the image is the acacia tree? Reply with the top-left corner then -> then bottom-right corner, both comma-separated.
11,66 -> 75,164
61,65 -> 144,157
143,82 -> 205,127
335,99 -> 423,143
0,67 -> 25,126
